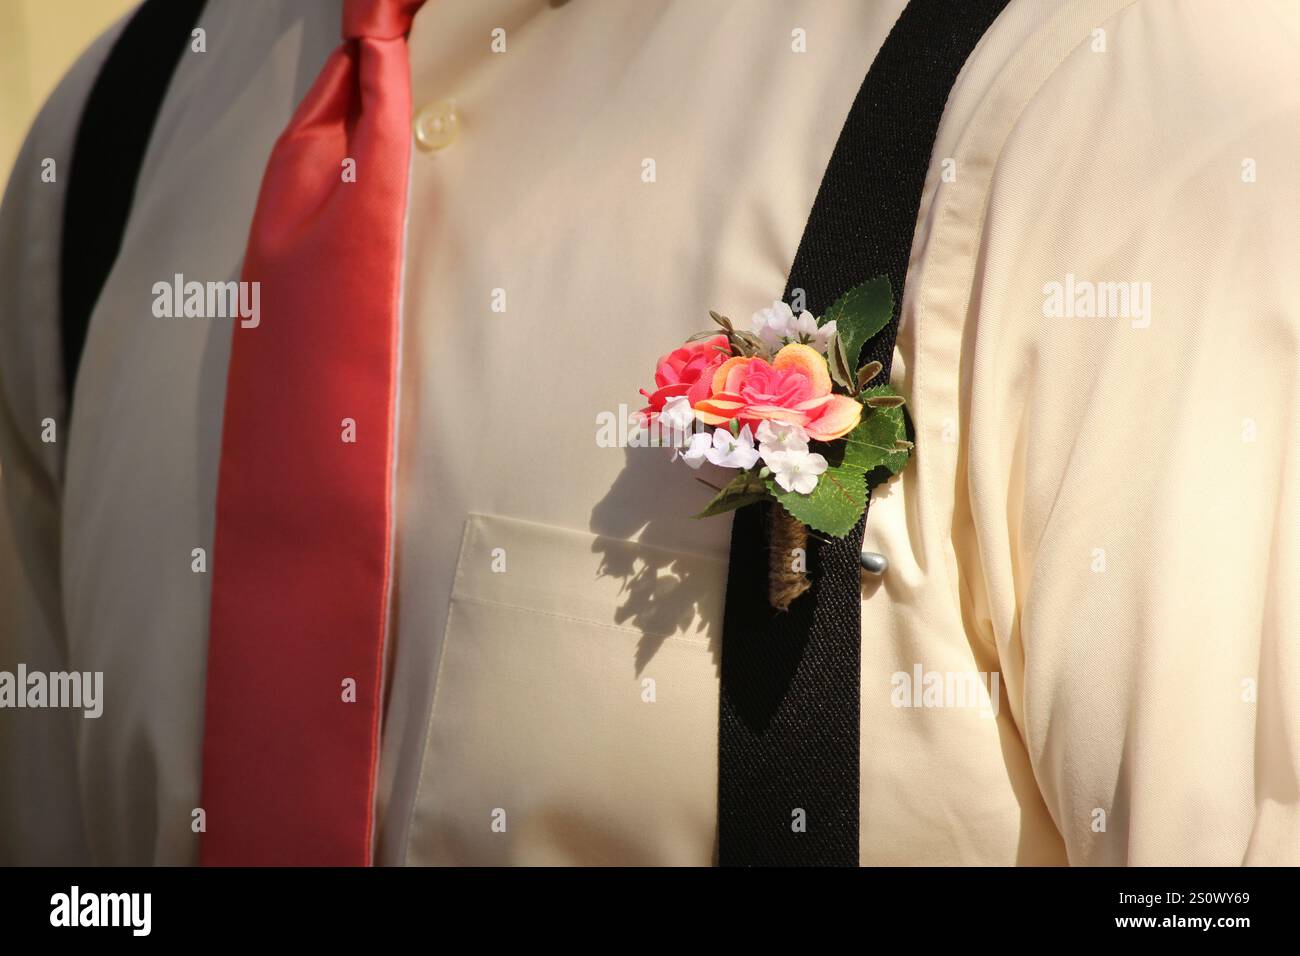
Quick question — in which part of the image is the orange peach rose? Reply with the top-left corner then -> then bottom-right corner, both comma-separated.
694,343 -> 861,441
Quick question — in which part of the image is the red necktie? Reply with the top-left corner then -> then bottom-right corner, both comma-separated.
200,0 -> 425,866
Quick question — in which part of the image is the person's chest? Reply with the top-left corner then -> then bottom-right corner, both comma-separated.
60,0 -> 905,863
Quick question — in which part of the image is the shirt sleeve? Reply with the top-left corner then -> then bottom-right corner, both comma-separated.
0,18 -> 127,865
953,0 -> 1300,864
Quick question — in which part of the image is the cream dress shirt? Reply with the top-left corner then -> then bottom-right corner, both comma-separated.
0,0 -> 1296,866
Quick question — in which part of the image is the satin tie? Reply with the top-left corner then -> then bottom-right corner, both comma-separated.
200,0 -> 424,866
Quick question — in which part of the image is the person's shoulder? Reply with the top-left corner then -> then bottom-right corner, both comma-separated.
996,0 -> 1300,249
0,6 -> 130,275
937,0 -> 1300,270
4,10 -> 131,202
0,8 -> 132,448
915,0 -> 1300,413
979,0 -> 1300,178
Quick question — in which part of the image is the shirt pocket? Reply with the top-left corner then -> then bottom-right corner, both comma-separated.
405,513 -> 725,865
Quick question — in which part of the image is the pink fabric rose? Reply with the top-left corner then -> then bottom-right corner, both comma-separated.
639,334 -> 730,418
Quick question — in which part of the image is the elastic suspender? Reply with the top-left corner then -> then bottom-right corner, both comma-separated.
718,0 -> 1010,866
59,0 -> 207,407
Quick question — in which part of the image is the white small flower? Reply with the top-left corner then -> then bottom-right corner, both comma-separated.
811,318 -> 837,354
764,449 -> 828,495
756,419 -> 809,454
660,395 -> 696,436
677,430 -> 713,469
792,310 -> 819,342
705,424 -> 761,470
749,301 -> 837,355
749,300 -> 797,352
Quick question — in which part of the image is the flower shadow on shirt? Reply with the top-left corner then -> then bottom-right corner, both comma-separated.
588,447 -> 726,677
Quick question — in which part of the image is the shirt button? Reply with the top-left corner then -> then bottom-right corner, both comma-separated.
414,100 -> 459,152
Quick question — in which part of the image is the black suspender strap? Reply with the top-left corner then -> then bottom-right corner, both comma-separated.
59,0 -> 206,406
717,0 -> 1011,866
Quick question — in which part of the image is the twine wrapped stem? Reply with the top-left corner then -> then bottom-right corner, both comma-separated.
768,504 -> 811,610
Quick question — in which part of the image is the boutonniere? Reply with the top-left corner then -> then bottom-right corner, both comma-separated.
638,277 -> 913,610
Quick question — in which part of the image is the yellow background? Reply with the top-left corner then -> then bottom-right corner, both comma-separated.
0,0 -> 139,182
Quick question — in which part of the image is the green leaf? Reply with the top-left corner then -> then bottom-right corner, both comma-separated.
827,332 -> 854,390
693,470 -> 768,519
765,464 -> 866,538
709,310 -> 734,332
840,384 -> 910,479
819,276 -> 892,372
